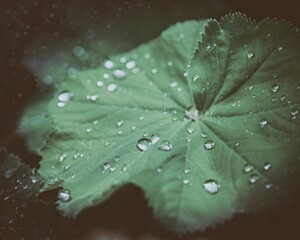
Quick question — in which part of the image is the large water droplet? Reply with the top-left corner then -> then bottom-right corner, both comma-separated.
150,133 -> 160,144
203,180 -> 220,194
185,106 -> 200,121
57,189 -> 71,202
137,138 -> 152,151
271,84 -> 280,93
159,141 -> 172,151
204,140 -> 215,150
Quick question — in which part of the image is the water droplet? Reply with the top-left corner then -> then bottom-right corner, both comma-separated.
183,179 -> 190,185
150,133 -> 160,144
4,168 -> 17,178
247,52 -> 254,59
203,180 -> 220,194
96,81 -> 104,87
117,120 -> 124,127
126,61 -> 136,69
57,190 -> 71,202
137,138 -> 152,151
103,60 -> 114,69
280,95 -> 286,101
159,141 -> 172,151
110,166 -> 116,172
249,174 -> 259,184
113,156 -> 120,162
58,91 -> 72,102
277,46 -> 283,51
264,162 -> 272,170
185,106 -> 200,121
187,127 -> 195,134
192,74 -> 199,82
167,61 -> 173,66
107,83 -> 118,92
113,69 -> 126,79
186,136 -> 192,143
68,68 -> 77,78
169,82 -> 178,88
259,119 -> 268,128
201,132 -> 207,138
139,116 -> 144,121
73,46 -> 85,57
204,140 -> 215,150
291,109 -> 299,119
265,182 -> 273,189
157,167 -> 162,173
86,128 -> 92,133
271,84 -> 280,93
58,153 -> 67,162
244,164 -> 254,173
151,68 -> 158,74
103,162 -> 111,171
184,169 -> 191,174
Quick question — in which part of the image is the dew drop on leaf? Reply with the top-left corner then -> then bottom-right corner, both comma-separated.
187,127 -> 195,134
58,91 -> 72,102
271,84 -> 280,93
126,60 -> 136,69
204,140 -> 215,150
113,156 -> 120,162
96,80 -> 104,87
183,179 -> 190,185
244,164 -> 254,173
185,106 -> 200,121
259,119 -> 268,128
265,182 -> 273,189
103,60 -> 114,69
150,133 -> 160,144
159,141 -> 172,151
247,52 -> 254,59
249,174 -> 259,184
264,162 -> 272,170
117,120 -> 124,127
107,83 -> 118,92
203,180 -> 220,194
137,138 -> 152,151
113,69 -> 126,79
57,190 -> 71,202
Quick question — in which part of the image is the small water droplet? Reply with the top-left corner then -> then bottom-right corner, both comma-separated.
187,127 -> 195,134
58,153 -> 67,162
169,82 -> 178,88
185,106 -> 200,121
249,174 -> 259,184
107,83 -> 118,92
291,109 -> 299,119
203,180 -> 220,194
159,141 -> 172,151
137,138 -> 152,151
150,133 -> 160,144
271,84 -> 280,93
201,132 -> 207,138
184,169 -> 191,174
151,68 -> 158,74
96,81 -> 104,87
57,189 -> 71,202
277,46 -> 283,52
244,164 -> 254,173
167,61 -> 173,66
113,156 -> 120,162
139,116 -> 144,121
117,120 -> 124,127
192,74 -> 199,82
58,91 -> 72,102
126,61 -> 136,69
103,60 -> 114,69
265,182 -> 273,189
103,162 -> 111,172
247,52 -> 254,59
260,119 -> 268,128
113,69 -> 126,79
204,140 -> 215,150
183,179 -> 190,185
264,162 -> 272,170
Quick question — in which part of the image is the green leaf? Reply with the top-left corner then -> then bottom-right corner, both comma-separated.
0,149 -> 58,239
24,14 -> 300,232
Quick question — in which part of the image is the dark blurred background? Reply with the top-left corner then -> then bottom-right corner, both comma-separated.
0,0 -> 299,239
